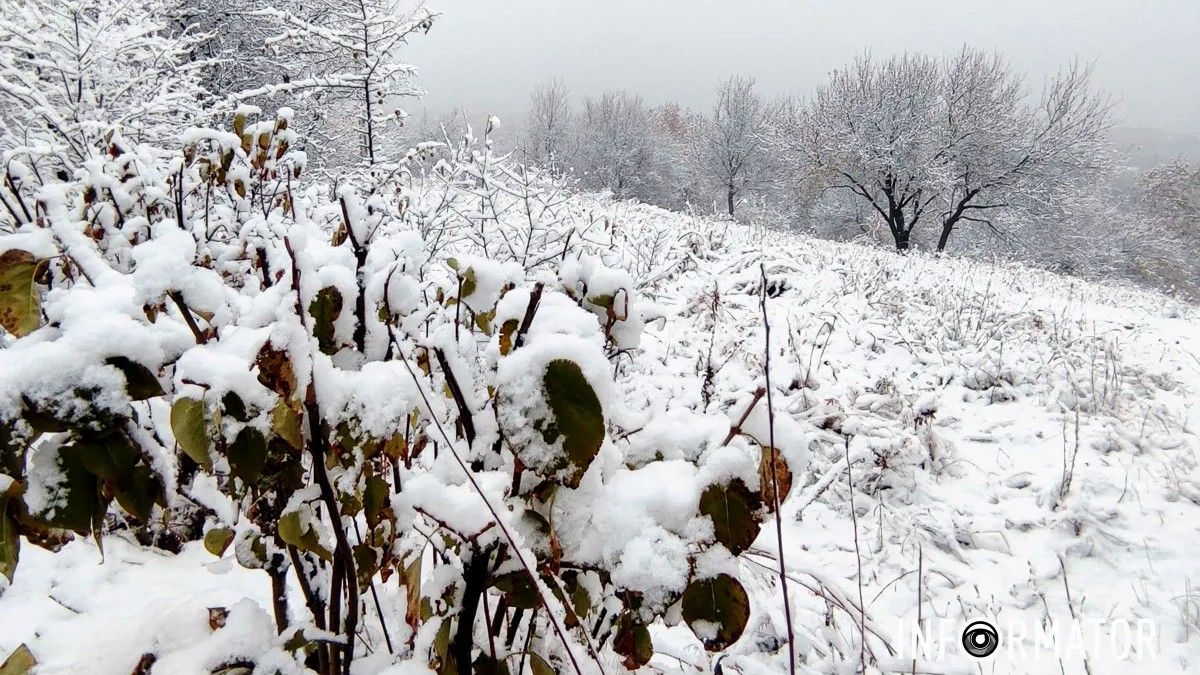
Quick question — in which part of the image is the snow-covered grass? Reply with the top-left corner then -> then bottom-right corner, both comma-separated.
592,198 -> 1200,674
3,192 -> 1198,674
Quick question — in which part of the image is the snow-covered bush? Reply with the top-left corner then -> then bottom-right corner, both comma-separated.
0,0 -> 208,175
0,112 -> 794,674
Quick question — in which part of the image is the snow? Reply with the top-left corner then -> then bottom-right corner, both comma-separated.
2,189 -> 1199,673
0,539 -> 281,675
314,358 -> 420,440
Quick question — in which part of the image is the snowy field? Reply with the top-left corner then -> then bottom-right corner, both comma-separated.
2,194 -> 1198,675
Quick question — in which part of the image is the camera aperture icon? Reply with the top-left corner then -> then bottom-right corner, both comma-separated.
962,620 -> 999,658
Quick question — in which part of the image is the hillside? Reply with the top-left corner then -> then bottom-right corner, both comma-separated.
2,193 -> 1199,675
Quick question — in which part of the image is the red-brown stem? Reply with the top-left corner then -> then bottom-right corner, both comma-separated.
168,291 -> 208,344
721,386 -> 766,447
288,545 -> 330,673
513,283 -> 544,351
306,386 -> 359,675
434,347 -> 477,447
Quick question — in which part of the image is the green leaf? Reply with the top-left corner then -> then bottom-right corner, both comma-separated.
308,286 -> 343,355
0,427 -> 20,476
270,400 -> 303,450
474,309 -> 493,335
171,398 -> 210,468
353,543 -> 377,591
0,644 -> 36,675
105,357 -> 164,401
228,427 -> 267,484
278,511 -> 332,561
588,293 -> 615,309
433,618 -> 455,675
22,386 -> 121,435
73,431 -> 139,480
612,612 -> 653,670
680,573 -> 750,651
0,249 -> 43,338
698,478 -> 761,555
204,527 -> 234,556
114,465 -> 161,521
563,570 -> 591,620
363,474 -> 390,527
20,405 -> 69,433
459,268 -> 477,299
492,570 -> 539,609
0,494 -> 19,583
525,653 -> 554,675
541,359 -> 605,487
39,448 -> 104,534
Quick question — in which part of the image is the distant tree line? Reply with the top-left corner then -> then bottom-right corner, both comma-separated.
517,52 -> 1198,299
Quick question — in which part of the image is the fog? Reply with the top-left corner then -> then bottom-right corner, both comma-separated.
404,0 -> 1200,135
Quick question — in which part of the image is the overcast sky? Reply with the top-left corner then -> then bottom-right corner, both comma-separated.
402,0 -> 1200,135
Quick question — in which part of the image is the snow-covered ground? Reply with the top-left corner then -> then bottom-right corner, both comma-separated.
3,195 -> 1198,674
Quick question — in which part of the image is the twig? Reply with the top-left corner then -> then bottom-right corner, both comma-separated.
168,290 -> 208,344
721,387 -> 766,446
1058,554 -> 1093,675
845,436 -> 867,673
434,347 -> 477,446
913,545 -> 922,675
742,552 -> 895,658
794,445 -> 866,520
513,282 -> 544,351
760,263 -> 796,675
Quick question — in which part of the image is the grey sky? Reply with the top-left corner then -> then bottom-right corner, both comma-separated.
403,0 -> 1200,135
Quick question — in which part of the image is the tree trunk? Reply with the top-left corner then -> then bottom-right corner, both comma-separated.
727,188 -> 736,217
936,221 -> 954,252
893,229 -> 911,252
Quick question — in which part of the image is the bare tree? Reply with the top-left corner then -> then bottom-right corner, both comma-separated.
171,0 -> 284,100
522,77 -> 573,174
1133,159 -> 1200,298
1142,159 -> 1200,225
648,102 -> 706,209
236,0 -> 436,165
775,49 -> 1112,252
0,0 -> 208,168
575,90 -> 660,198
934,54 -> 1112,251
705,75 -> 767,217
